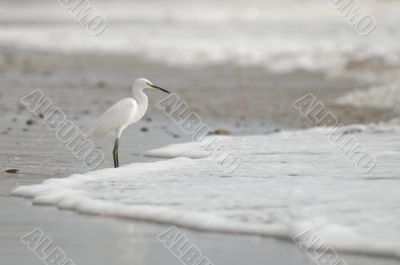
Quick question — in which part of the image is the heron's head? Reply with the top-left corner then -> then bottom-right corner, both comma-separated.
134,78 -> 170,93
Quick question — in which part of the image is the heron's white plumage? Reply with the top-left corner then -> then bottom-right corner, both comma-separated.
86,78 -> 169,168
87,97 -> 139,138
86,78 -> 157,139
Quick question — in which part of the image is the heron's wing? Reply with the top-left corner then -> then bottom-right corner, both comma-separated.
87,98 -> 138,138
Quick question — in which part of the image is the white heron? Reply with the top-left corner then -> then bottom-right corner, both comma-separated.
86,78 -> 169,168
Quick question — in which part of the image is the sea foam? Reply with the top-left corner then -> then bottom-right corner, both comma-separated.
1,0 -> 400,74
12,126 -> 400,258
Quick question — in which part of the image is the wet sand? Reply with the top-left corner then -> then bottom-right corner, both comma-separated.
0,46 -> 399,265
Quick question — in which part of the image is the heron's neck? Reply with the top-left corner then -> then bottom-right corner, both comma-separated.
132,86 -> 148,105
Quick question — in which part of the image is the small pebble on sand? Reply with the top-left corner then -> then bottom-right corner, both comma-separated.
208,128 -> 231,135
141,127 -> 148,132
26,119 -> 35,126
5,169 -> 19,174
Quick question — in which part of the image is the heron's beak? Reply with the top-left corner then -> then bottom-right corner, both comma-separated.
150,84 -> 170,93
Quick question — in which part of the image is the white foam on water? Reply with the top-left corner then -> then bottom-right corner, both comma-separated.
336,83 -> 400,109
1,0 -> 400,73
12,125 -> 400,258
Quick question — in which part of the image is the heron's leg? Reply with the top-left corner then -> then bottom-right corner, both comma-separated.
112,141 -> 116,168
113,138 -> 119,168
116,138 -> 119,167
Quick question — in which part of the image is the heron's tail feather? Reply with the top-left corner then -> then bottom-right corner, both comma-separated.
86,123 -> 114,138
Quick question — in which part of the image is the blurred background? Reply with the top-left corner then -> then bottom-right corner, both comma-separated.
1,0 -> 399,71
1,0 -> 399,129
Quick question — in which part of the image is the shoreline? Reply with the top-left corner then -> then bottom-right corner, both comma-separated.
1,45 -> 399,265
11,191 -> 400,262
7,192 -> 400,265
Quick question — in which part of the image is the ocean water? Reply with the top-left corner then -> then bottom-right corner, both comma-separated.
1,0 -> 400,73
12,124 -> 400,258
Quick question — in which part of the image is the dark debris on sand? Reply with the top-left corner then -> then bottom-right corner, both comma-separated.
26,119 -> 36,126
208,128 -> 231,135
5,169 -> 19,174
